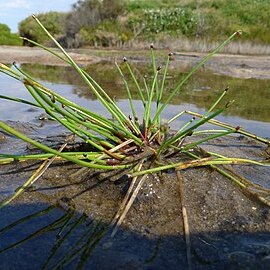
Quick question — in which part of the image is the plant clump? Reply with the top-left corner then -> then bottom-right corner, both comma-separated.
0,16 -> 269,204
0,16 -> 270,268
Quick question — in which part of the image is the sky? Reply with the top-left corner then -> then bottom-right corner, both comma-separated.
0,0 -> 76,33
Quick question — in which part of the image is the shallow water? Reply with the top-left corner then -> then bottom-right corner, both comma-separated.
0,61 -> 270,137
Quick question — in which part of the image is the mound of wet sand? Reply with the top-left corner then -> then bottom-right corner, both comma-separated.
0,121 -> 270,269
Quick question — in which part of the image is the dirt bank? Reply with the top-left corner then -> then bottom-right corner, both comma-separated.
0,45 -> 100,66
1,46 -> 270,79
173,52 -> 270,80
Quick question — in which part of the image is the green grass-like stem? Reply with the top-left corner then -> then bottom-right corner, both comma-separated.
181,130 -> 235,151
155,54 -> 170,126
124,60 -> 146,106
0,121 -> 131,170
158,107 -> 226,156
152,31 -> 240,123
32,16 -> 137,137
0,94 -> 40,108
185,111 -> 270,145
115,62 -> 137,122
0,152 -> 101,164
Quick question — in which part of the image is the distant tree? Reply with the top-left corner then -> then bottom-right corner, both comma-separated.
100,0 -> 125,20
19,12 -> 66,46
61,0 -> 125,47
0,24 -> 22,45
66,0 -> 124,34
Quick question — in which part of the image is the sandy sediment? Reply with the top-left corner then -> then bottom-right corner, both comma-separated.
1,45 -> 270,79
0,45 -> 100,66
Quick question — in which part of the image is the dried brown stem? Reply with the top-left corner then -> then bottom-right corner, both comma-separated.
176,171 -> 192,270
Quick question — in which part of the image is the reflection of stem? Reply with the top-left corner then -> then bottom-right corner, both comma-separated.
77,225 -> 108,270
0,211 -> 71,254
52,224 -> 96,269
176,171 -> 192,270
42,213 -> 86,270
52,221 -> 105,269
0,205 -> 55,234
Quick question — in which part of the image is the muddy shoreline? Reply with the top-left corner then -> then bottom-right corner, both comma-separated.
0,121 -> 270,269
1,45 -> 270,79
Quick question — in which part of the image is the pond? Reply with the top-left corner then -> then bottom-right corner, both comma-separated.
1,61 -> 270,137
0,58 -> 270,269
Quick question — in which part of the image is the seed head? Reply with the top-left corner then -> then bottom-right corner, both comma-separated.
236,30 -> 242,37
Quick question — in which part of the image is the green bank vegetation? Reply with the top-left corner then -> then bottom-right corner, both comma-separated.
19,12 -> 66,46
0,24 -> 22,46
15,0 -> 270,49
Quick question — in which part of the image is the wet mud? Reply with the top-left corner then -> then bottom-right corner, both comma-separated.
0,122 -> 270,269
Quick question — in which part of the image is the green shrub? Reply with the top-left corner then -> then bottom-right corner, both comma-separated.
79,20 -> 132,46
0,24 -> 22,46
189,0 -> 270,43
19,12 -> 66,46
127,0 -> 270,44
128,7 -> 198,39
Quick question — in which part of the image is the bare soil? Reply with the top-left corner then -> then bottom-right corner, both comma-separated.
0,121 -> 270,269
173,52 -> 270,80
0,45 -> 100,66
1,46 -> 270,79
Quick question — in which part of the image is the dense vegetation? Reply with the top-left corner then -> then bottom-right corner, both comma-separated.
0,24 -> 22,46
19,12 -> 66,46
2,0 -> 269,48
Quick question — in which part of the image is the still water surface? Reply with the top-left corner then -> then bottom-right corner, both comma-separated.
0,61 -> 269,137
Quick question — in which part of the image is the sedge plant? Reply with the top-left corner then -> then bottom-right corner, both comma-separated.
0,16 -> 270,233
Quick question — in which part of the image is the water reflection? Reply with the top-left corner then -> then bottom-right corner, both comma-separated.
0,61 -> 269,137
20,62 -> 270,123
0,200 -> 108,269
